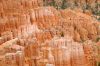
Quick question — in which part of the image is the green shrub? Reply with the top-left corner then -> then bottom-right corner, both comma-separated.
97,62 -> 100,66
61,0 -> 68,9
60,32 -> 64,37
91,3 -> 100,16
97,17 -> 100,21
96,37 -> 100,42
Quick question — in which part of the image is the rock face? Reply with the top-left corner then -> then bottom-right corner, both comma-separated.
0,0 -> 100,66
60,9 -> 99,42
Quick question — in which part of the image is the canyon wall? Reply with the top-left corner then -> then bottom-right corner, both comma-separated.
0,0 -> 100,66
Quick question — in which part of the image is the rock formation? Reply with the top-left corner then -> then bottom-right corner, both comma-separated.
0,0 -> 100,66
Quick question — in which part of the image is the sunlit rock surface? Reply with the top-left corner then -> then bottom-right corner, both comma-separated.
0,0 -> 100,66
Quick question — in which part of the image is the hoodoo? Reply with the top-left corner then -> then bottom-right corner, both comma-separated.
0,0 -> 100,66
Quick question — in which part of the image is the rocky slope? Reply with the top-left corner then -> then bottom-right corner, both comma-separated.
0,0 -> 100,66
44,0 -> 100,21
